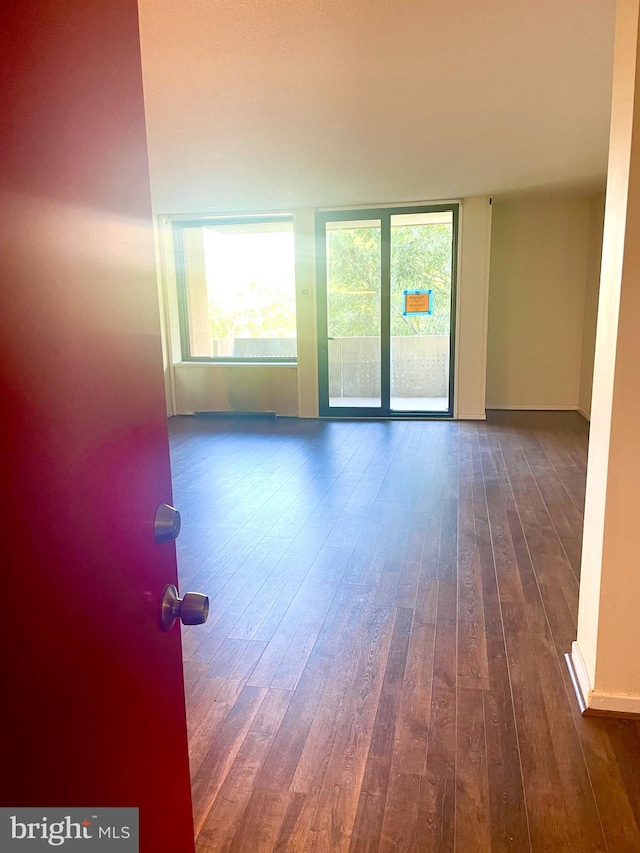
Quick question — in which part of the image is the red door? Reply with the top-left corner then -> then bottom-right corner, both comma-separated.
0,2 -> 195,850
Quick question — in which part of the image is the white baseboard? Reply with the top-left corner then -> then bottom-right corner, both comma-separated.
569,642 -> 640,716
588,691 -> 640,715
457,411 -> 487,420
485,404 -> 579,411
577,406 -> 590,421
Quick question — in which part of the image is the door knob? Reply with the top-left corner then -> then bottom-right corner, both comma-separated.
154,504 -> 181,543
161,584 -> 209,631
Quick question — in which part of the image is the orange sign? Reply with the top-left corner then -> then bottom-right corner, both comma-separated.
403,289 -> 432,315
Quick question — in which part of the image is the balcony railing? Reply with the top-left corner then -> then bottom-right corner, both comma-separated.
329,335 -> 450,398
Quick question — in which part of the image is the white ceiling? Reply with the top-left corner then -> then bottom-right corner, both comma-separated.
137,0 -> 615,215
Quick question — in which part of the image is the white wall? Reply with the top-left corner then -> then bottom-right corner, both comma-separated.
578,194 -> 606,418
486,196 -> 592,410
173,363 -> 298,416
457,196 -> 492,419
294,209 -> 319,417
574,0 -> 640,714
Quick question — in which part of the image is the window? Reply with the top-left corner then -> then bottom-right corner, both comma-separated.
174,216 -> 296,361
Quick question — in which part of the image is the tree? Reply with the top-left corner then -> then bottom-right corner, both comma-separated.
326,223 -> 453,337
326,227 -> 381,337
209,278 -> 296,341
390,223 -> 452,336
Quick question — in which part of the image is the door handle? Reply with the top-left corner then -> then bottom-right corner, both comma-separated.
161,584 -> 209,631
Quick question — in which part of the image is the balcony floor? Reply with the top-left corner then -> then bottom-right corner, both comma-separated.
329,395 -> 449,412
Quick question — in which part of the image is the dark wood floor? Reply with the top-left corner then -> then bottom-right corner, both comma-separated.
169,411 -> 640,853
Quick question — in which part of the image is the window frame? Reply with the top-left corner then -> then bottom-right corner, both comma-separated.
173,214 -> 298,364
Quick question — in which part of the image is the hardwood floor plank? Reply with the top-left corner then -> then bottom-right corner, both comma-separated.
349,607 -> 413,851
253,581 -> 362,793
392,580 -> 437,776
499,602 -> 571,853
272,578 -> 360,780
457,548 -> 490,691
184,535 -> 296,663
378,770 -> 420,853
196,689 -> 292,852
273,793 -> 317,853
482,687 -> 530,853
270,548 -> 354,691
303,602 -> 396,852
477,542 -> 530,853
455,688 -> 491,853
189,677 -> 250,780
191,684 -> 268,836
183,659 -> 208,703
499,434 -> 580,643
240,530 -> 331,643
186,638 -> 255,742
416,580 -> 457,853
290,588 -> 377,795
438,497 -> 458,581
394,512 -> 428,609
226,536 -> 322,642
248,547 -> 351,688
604,720 -> 640,835
228,789 -> 290,853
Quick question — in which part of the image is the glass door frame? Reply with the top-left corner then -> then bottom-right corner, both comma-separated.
316,203 -> 459,418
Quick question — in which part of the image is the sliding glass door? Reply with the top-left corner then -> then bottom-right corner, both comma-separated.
317,205 -> 458,417
325,217 -> 383,409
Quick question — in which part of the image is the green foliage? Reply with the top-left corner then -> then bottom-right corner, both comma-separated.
390,225 -> 452,336
327,224 -> 453,337
208,279 -> 296,340
326,227 -> 382,338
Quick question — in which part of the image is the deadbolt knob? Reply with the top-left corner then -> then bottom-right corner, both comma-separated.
161,584 -> 209,631
154,504 -> 181,543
